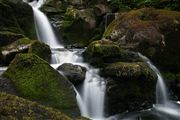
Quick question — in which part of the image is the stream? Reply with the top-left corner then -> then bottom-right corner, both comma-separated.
3,0 -> 179,120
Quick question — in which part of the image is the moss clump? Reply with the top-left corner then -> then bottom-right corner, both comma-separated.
28,41 -> 51,62
103,62 -> 156,79
3,54 -> 78,115
0,92 -> 72,120
83,40 -> 131,67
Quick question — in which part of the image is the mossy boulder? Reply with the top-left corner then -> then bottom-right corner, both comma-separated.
57,63 -> 87,86
0,1 -> 22,34
61,7 -> 97,45
1,38 -> 33,65
2,54 -> 79,116
104,8 -> 180,72
0,38 -> 51,65
0,92 -> 73,120
0,0 -> 36,46
28,41 -> 51,62
83,40 -> 141,67
102,62 -> 157,116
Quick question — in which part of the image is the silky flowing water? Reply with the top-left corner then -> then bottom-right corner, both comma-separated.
12,0 -> 180,120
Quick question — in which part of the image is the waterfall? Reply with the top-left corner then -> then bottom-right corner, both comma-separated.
25,0 -> 62,48
138,53 -> 168,105
24,0 -> 106,119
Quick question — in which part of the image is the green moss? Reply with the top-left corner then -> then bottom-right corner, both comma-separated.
104,62 -> 156,80
0,92 -> 73,120
28,41 -> 51,62
3,54 -> 78,115
61,8 -> 98,46
85,40 -> 125,58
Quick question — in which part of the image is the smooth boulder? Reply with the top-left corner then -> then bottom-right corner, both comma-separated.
57,63 -> 86,86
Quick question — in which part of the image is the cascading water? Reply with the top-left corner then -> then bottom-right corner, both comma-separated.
24,0 -> 106,119
21,0 -> 180,120
24,0 -> 62,48
138,53 -> 168,105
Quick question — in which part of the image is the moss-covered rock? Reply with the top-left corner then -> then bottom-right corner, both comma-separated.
0,38 -> 51,65
61,7 -> 97,45
102,62 -> 157,116
28,41 -> 51,62
0,0 -> 36,42
0,1 -> 22,34
1,38 -> 33,65
0,92 -> 73,120
5,0 -> 36,39
3,53 -> 79,116
83,40 -> 141,67
104,8 -> 180,72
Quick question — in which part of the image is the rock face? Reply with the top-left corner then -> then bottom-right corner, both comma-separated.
83,40 -> 141,67
0,38 -> 51,65
41,0 -> 110,46
61,7 -> 97,45
84,39 -> 157,116
57,63 -> 86,86
102,62 -> 157,116
3,54 -> 79,116
28,41 -> 51,62
0,92 -> 72,120
104,8 -> 180,72
0,0 -> 36,46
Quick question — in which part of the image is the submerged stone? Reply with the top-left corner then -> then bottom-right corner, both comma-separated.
3,53 -> 79,116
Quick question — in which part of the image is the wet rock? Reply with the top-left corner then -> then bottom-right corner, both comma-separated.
0,92 -> 73,120
2,53 -> 79,116
0,0 -> 36,41
61,7 -> 97,45
102,62 -> 157,116
103,8 -> 180,72
83,40 -> 141,67
94,4 -> 111,17
0,77 -> 17,95
0,31 -> 25,47
1,38 -> 51,65
28,41 -> 51,62
1,38 -> 32,65
57,63 -> 86,86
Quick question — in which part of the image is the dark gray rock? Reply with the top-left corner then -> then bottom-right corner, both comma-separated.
57,63 -> 86,86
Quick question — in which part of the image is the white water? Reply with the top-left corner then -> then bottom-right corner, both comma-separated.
138,53 -> 168,105
22,0 -> 180,119
25,0 -> 62,48
25,0 -> 106,119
